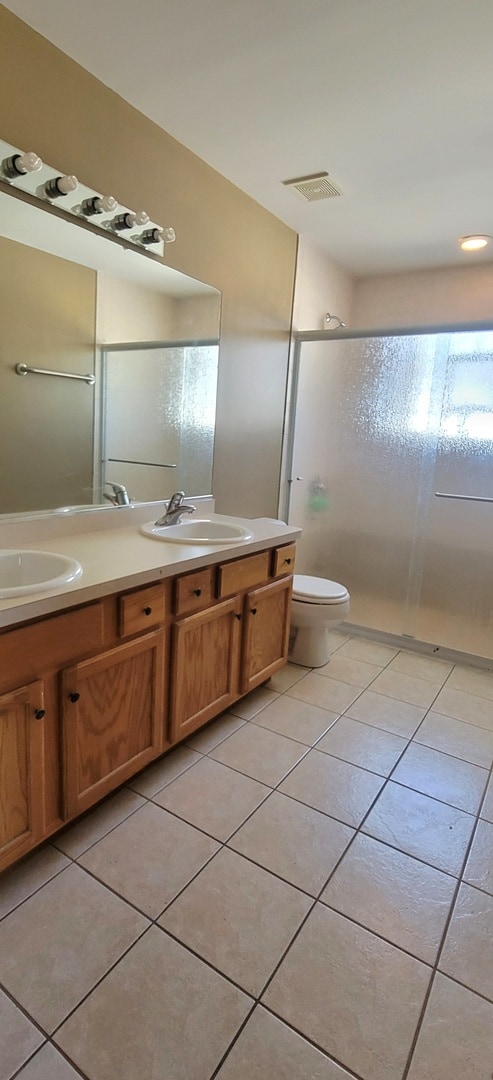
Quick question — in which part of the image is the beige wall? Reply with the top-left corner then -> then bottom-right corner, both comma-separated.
292,242 -> 493,335
97,279 -> 221,344
0,5 -> 297,517
0,236 -> 96,513
96,278 -> 177,345
352,263 -> 493,330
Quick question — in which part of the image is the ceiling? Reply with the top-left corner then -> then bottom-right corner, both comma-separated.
3,0 -> 493,276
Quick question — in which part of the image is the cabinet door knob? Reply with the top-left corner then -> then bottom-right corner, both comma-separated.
69,692 -> 80,703
143,606 -> 152,615
234,613 -> 242,620
250,607 -> 257,615
284,558 -> 292,565
193,588 -> 202,597
34,708 -> 46,720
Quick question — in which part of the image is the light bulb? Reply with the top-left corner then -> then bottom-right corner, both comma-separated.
138,227 -> 164,246
80,194 -> 117,216
109,211 -> 135,231
459,235 -> 490,251
43,174 -> 78,199
2,151 -> 43,179
110,209 -> 150,231
133,209 -> 150,226
163,227 -> 176,243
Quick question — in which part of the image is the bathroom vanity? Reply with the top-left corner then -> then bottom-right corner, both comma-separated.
0,511 -> 299,872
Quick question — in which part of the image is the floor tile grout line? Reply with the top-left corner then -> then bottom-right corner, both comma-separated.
8,1038 -> 91,1080
242,648 -> 491,1077
257,1002 -> 371,1080
401,749 -> 493,1079
45,922 -> 152,1042
0,682 -> 419,932
314,641 -> 451,703
0,982 -> 51,1043
2,639 -> 492,1077
52,793 -> 155,863
386,772 -> 489,818
127,745 -> 205,797
185,716 -> 248,755
26,676 -> 443,1059
45,1041 -> 91,1080
149,677 -> 486,886
0,783 -> 177,927
277,668 -> 480,911
4,873 -> 492,1080
207,1001 -> 258,1080
0,855 -> 71,926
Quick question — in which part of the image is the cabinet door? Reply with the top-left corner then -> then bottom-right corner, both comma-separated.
241,577 -> 292,693
0,681 -> 45,871
61,631 -> 166,817
170,596 -> 242,742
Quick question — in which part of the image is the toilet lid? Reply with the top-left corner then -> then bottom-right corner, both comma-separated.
293,574 -> 349,604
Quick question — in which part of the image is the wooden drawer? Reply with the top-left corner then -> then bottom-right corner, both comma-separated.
0,603 -> 106,692
272,543 -> 296,578
217,551 -> 270,598
174,567 -> 215,616
119,583 -> 167,637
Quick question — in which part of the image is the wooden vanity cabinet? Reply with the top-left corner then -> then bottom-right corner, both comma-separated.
0,541 -> 295,872
169,596 -> 242,742
0,680 -> 46,871
0,600 -> 111,872
169,545 -> 294,740
240,576 -> 292,693
0,589 -> 169,868
61,630 -> 167,818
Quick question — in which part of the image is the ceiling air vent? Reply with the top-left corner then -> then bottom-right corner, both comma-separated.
282,172 -> 343,201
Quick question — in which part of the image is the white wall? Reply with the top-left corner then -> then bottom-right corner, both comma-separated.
292,237 -> 355,331
352,263 -> 493,330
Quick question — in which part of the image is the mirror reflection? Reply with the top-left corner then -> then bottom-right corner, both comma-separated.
0,189 -> 221,516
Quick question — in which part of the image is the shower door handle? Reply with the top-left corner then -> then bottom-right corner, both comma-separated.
435,492 -> 493,504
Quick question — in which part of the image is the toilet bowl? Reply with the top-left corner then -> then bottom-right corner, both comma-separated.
289,574 -> 350,667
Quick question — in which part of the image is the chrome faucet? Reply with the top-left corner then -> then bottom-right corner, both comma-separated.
104,481 -> 131,506
155,491 -> 196,527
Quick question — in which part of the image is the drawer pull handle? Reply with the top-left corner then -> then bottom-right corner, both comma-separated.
69,692 -> 80,703
193,588 -> 202,597
250,607 -> 257,615
284,558 -> 292,565
143,606 -> 152,615
34,708 -> 46,720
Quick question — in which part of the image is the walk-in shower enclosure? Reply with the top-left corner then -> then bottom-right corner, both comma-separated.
286,328 -> 493,661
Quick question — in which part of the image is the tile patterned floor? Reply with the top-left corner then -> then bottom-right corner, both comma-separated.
2,630 -> 493,1079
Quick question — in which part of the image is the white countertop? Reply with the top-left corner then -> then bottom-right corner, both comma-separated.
0,509 -> 301,629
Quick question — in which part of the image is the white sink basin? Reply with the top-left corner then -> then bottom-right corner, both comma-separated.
0,550 -> 83,598
140,519 -> 253,544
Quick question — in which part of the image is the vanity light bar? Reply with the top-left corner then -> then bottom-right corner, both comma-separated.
0,138 -> 176,258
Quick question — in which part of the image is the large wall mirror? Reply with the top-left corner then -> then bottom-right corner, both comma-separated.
0,188 -> 221,516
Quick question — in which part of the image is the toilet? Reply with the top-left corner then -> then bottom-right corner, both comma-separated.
289,574 -> 350,667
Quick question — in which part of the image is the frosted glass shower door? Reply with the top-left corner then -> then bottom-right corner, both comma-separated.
288,335 -> 443,637
288,330 -> 493,657
102,344 -> 218,502
417,333 -> 493,657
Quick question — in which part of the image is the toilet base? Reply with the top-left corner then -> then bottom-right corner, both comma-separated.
289,625 -> 331,668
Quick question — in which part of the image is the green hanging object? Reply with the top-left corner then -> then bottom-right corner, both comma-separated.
307,477 -> 329,512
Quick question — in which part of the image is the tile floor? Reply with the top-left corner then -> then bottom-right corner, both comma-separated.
2,630 -> 493,1079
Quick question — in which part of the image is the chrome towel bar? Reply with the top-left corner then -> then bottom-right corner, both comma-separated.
435,491 -> 493,504
15,362 -> 95,386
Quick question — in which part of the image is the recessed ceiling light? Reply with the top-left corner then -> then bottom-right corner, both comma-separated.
458,234 -> 490,251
